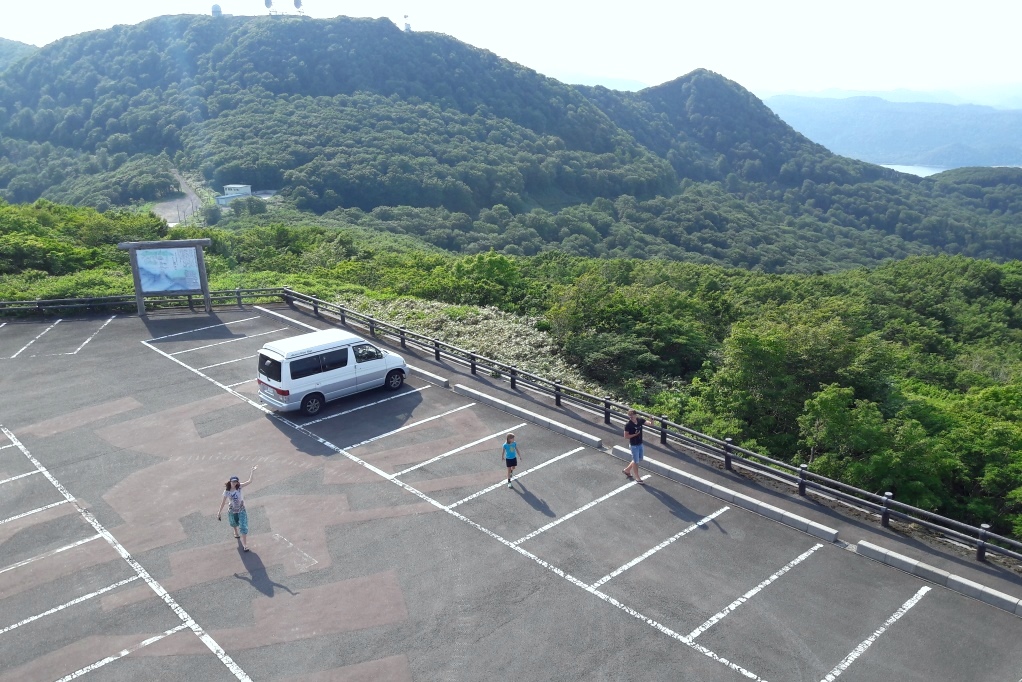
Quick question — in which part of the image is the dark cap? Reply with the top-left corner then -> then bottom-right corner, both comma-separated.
230,476 -> 240,482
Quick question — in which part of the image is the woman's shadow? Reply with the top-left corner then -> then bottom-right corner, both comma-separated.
234,545 -> 297,597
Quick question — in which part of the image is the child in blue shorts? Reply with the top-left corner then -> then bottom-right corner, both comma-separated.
503,434 -> 521,489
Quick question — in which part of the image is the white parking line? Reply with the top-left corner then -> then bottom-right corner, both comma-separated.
146,316 -> 261,342
0,533 -> 102,576
69,315 -> 116,354
10,318 -> 61,358
410,477 -> 766,681
0,427 -> 251,682
0,443 -> 15,450
301,386 -> 431,426
170,328 -> 289,355
198,354 -> 256,370
393,423 -> 527,477
0,575 -> 139,636
512,476 -> 650,546
253,306 -> 319,330
0,500 -> 69,525
226,379 -> 254,388
344,403 -> 476,450
140,338 -> 767,681
56,623 -> 190,681
0,469 -> 41,486
591,507 -> 730,589
820,586 -> 931,681
448,447 -> 585,509
684,542 -> 824,641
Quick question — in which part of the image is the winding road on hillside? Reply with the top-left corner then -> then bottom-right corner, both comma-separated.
152,170 -> 201,226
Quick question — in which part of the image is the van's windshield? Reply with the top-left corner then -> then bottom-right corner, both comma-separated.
257,353 -> 282,382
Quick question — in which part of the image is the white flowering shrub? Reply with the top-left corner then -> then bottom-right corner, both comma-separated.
334,293 -> 606,396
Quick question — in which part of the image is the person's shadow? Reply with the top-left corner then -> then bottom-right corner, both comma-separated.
513,481 -> 556,517
234,546 -> 297,598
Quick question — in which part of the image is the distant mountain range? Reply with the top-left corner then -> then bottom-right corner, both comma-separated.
0,37 -> 37,72
0,15 -> 1020,271
767,95 -> 1022,167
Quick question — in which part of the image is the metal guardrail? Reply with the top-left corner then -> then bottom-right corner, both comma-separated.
4,286 -> 1021,564
0,288 -> 285,314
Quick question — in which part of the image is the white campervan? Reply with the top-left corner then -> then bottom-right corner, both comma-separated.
256,328 -> 408,416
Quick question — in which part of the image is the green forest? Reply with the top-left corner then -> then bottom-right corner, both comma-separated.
1,15 -> 1022,272
3,199 -> 1021,540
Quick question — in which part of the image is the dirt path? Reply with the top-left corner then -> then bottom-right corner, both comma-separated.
152,170 -> 202,226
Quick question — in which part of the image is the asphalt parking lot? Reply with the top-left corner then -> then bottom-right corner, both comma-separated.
1,307 -> 1021,681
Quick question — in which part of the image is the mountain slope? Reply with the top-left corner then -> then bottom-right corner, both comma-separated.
0,38 -> 36,72
0,15 -> 1021,271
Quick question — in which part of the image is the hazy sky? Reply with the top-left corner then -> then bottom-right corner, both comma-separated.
3,0 -> 1021,96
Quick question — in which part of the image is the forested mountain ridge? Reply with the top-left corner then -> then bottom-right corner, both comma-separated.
1,15 -> 1022,271
0,38 -> 36,73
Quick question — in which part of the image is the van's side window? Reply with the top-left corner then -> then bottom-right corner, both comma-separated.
290,356 -> 322,380
321,348 -> 348,371
353,344 -> 383,363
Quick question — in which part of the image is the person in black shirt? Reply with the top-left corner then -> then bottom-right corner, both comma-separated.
623,409 -> 646,484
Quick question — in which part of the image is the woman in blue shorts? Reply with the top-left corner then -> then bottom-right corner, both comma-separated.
217,466 -> 256,551
503,433 -> 522,489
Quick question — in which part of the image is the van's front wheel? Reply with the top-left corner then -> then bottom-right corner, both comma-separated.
385,370 -> 404,390
300,393 -> 324,416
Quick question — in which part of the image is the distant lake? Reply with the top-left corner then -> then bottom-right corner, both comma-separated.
881,164 -> 947,177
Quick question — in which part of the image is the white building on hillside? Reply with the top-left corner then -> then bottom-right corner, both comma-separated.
215,185 -> 253,206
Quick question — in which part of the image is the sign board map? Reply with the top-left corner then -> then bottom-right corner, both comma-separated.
137,248 -> 202,293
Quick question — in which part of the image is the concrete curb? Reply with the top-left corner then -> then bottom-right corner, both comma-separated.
611,446 -> 839,543
857,540 -> 1022,617
453,384 -> 602,448
407,364 -> 450,388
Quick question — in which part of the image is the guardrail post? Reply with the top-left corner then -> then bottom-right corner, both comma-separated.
340,308 -> 346,325
313,299 -> 319,316
510,366 -> 517,390
282,287 -> 292,305
660,415 -> 668,445
881,492 -> 893,528
799,464 -> 808,496
470,354 -> 477,375
368,320 -> 376,337
977,524 -> 991,562
554,381 -> 562,406
723,438 -> 733,471
235,288 -> 242,307
434,340 -> 441,361
187,294 -> 194,309
400,328 -> 407,349
36,300 -> 42,313
603,397 -> 612,425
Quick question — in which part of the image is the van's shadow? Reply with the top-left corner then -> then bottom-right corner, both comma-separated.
234,545 -> 297,597
141,311 -> 250,341
513,481 -> 555,517
267,387 -> 425,457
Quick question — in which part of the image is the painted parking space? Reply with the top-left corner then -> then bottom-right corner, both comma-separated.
0,317 -> 120,359
0,320 -> 61,359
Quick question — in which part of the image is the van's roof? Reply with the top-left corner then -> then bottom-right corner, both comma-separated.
261,328 -> 365,359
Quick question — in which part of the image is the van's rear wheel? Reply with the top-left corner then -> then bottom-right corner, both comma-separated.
300,393 -> 324,416
385,370 -> 404,390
